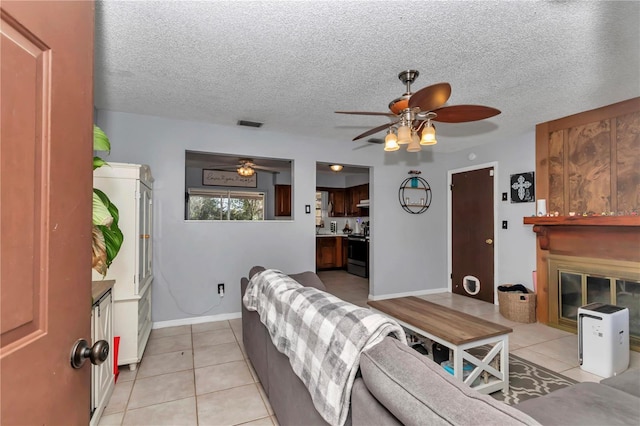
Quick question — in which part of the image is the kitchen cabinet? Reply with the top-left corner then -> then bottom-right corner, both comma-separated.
275,184 -> 292,216
328,189 -> 346,217
342,237 -> 348,267
316,236 -> 346,269
93,163 -> 153,371
346,184 -> 369,216
90,284 -> 114,426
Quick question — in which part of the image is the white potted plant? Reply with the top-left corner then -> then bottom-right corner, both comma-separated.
92,125 -> 123,276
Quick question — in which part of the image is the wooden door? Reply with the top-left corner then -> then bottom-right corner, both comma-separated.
451,167 -> 495,303
1,1 -> 94,423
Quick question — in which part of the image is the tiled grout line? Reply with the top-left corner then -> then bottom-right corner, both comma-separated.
191,326 -> 199,426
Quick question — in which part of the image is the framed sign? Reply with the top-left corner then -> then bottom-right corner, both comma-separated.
202,169 -> 257,188
510,171 -> 535,203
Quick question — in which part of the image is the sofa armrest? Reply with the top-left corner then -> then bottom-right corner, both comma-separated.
600,368 -> 640,398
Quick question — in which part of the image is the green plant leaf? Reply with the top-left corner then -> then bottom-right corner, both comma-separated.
97,224 -> 123,268
93,156 -> 108,171
93,191 -> 113,226
93,188 -> 123,267
93,125 -> 111,152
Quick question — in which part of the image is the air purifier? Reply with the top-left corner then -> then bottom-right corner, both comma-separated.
578,303 -> 629,378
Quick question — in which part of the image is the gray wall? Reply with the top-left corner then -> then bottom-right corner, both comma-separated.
96,110 -> 535,323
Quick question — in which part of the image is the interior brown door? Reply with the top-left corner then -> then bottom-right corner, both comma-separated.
1,1 -> 94,423
451,167 -> 495,303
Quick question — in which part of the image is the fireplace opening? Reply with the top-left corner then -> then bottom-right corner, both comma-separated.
549,255 -> 640,351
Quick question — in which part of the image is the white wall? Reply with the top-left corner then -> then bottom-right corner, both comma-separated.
443,131 -> 538,293
96,110 -> 452,322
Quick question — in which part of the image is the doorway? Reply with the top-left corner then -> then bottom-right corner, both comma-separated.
315,163 -> 371,297
449,164 -> 497,303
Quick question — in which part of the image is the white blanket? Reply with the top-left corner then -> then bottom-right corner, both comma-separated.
243,269 -> 406,426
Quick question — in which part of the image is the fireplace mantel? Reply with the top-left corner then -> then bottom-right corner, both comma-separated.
524,216 -> 640,227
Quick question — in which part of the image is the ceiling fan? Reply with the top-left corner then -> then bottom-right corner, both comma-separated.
207,158 -> 283,177
336,70 -> 501,152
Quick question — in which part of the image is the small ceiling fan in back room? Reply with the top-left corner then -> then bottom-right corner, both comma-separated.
335,70 -> 500,152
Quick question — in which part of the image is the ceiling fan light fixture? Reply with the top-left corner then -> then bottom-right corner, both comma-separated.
397,124 -> 411,144
384,130 -> 399,151
420,122 -> 437,145
330,164 -> 344,172
237,165 -> 255,177
407,132 -> 421,152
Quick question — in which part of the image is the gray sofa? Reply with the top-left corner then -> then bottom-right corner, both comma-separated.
241,267 -> 640,426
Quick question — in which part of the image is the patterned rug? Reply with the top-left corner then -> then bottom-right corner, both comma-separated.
490,353 -> 578,405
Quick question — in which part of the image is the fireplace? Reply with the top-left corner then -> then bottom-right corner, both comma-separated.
524,216 -> 640,352
548,254 -> 640,348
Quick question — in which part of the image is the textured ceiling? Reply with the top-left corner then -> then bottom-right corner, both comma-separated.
94,1 -> 640,153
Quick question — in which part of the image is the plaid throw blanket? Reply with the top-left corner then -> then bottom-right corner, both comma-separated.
243,269 -> 406,426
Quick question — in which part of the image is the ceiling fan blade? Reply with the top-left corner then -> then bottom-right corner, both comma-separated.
336,111 -> 397,118
408,82 -> 452,112
431,105 -> 501,123
352,120 -> 399,141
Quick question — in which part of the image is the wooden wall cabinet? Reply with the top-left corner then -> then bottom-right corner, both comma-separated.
274,184 -> 291,216
93,163 -> 153,371
328,189 -> 346,217
346,184 -> 369,216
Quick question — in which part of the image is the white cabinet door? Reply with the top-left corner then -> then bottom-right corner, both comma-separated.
91,291 -> 114,426
138,182 -> 153,290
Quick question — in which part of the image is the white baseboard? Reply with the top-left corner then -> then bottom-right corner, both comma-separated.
368,288 -> 449,301
153,312 -> 242,329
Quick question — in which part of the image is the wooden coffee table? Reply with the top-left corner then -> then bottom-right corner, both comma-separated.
368,296 -> 512,394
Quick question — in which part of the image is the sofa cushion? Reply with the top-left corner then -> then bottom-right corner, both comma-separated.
360,337 -> 540,426
600,368 -> 640,398
515,382 -> 640,425
351,377 -> 401,426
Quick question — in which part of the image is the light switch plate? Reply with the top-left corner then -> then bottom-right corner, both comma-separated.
502,220 -> 508,229
502,192 -> 508,201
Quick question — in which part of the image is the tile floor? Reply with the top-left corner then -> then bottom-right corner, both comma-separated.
99,270 -> 639,425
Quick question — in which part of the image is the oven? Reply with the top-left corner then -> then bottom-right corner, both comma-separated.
347,235 -> 369,278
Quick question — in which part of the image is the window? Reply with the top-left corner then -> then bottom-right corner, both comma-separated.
187,188 -> 265,221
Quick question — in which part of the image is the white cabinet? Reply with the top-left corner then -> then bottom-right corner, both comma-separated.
93,163 -> 153,370
90,289 -> 114,426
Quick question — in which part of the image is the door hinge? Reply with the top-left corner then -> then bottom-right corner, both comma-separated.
135,191 -> 141,199
450,273 -> 453,279
134,274 -> 136,284
450,184 -> 454,190
489,169 -> 494,177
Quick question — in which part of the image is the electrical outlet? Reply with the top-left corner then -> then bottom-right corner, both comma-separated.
502,192 -> 508,201
217,283 -> 224,295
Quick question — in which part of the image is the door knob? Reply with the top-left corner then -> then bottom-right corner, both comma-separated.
485,238 -> 493,245
70,339 -> 109,369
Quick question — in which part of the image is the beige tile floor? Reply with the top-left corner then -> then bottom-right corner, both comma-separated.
98,319 -> 277,426
99,270 -> 639,425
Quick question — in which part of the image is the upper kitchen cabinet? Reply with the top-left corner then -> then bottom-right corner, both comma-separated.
346,184 -> 369,216
275,184 -> 292,216
328,188 -> 346,217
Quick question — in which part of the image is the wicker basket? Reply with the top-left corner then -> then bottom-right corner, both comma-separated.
498,285 -> 536,323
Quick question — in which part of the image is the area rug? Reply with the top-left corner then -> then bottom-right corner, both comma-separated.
490,353 -> 578,405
